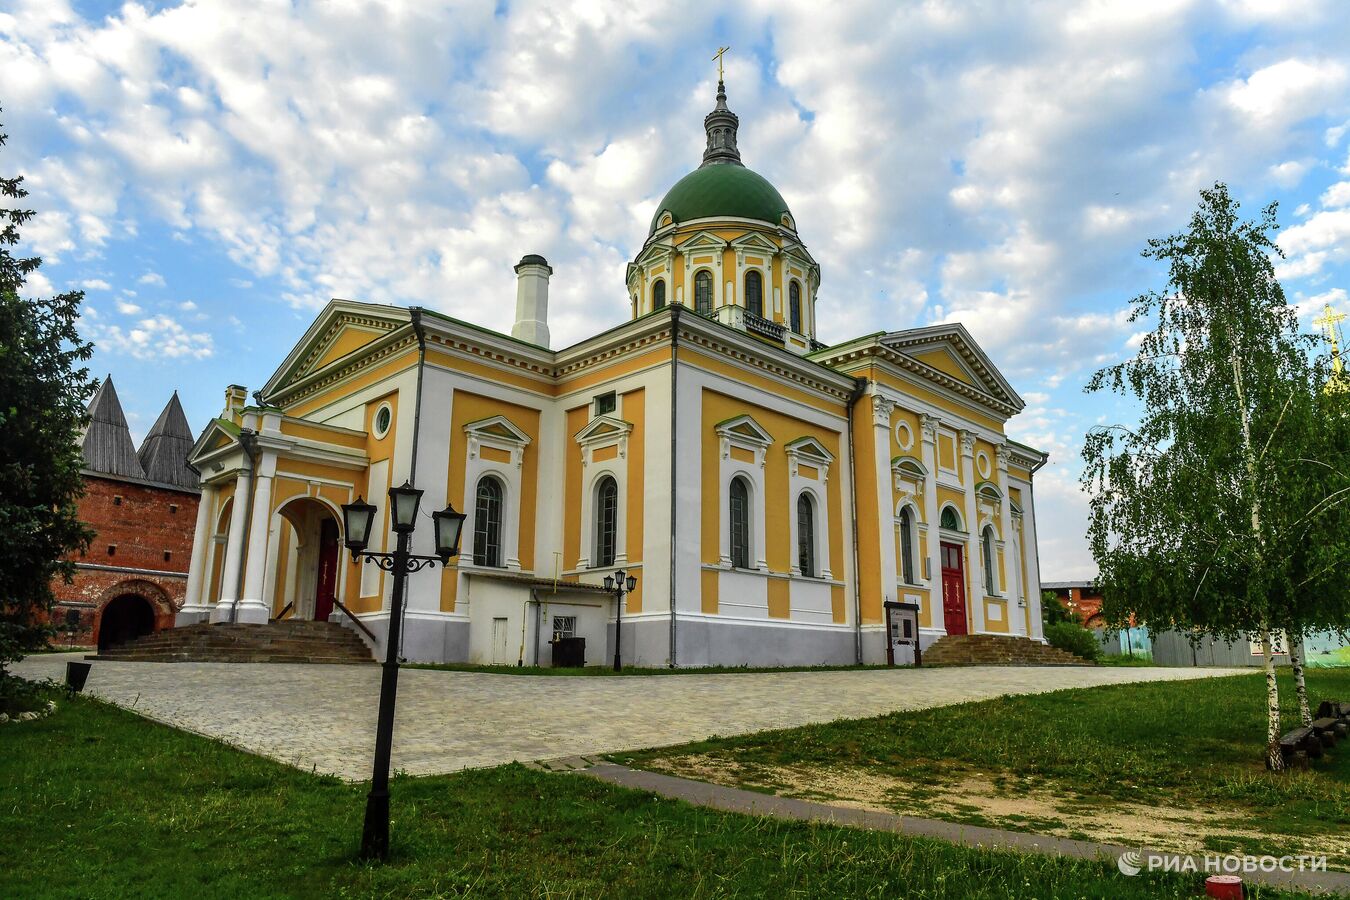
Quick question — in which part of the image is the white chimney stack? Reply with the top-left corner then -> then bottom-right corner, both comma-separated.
511,254 -> 552,348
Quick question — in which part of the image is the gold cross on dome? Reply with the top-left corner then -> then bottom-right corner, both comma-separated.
712,46 -> 730,81
1314,304 -> 1346,332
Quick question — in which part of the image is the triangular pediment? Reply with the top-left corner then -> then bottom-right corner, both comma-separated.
729,232 -> 779,254
715,414 -> 773,447
188,417 -> 243,468
882,324 -> 1023,410
632,239 -> 676,269
261,300 -> 411,398
784,435 -> 834,463
574,415 -> 633,444
464,415 -> 531,446
677,231 -> 730,254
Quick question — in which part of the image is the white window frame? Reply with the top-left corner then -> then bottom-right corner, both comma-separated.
462,415 -> 531,572
784,436 -> 834,579
575,414 -> 634,569
716,414 -> 773,571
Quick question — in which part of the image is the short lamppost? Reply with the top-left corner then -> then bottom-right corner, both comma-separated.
603,569 -> 637,672
342,481 -> 466,861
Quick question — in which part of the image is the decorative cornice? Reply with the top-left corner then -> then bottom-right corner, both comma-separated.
817,341 -> 1020,418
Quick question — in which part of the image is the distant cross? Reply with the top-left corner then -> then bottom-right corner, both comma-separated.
712,45 -> 730,81
1315,304 -> 1348,375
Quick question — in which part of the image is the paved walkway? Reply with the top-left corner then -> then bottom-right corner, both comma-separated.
16,653 -> 1246,780
570,762 -> 1350,896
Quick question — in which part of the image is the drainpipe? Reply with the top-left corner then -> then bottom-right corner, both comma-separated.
398,307 -> 428,661
230,427 -> 259,625
1027,449 -> 1049,644
845,376 -> 868,664
668,306 -> 681,668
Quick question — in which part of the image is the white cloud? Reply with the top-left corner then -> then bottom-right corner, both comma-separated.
91,314 -> 213,360
137,271 -> 166,286
115,299 -> 142,314
79,278 -> 111,290
178,300 -> 197,310
1224,58 -> 1349,130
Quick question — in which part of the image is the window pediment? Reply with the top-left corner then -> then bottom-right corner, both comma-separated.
464,415 -> 531,468
574,415 -> 634,466
715,414 -> 773,467
784,436 -> 834,480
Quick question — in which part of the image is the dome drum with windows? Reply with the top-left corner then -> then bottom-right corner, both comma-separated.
628,78 -> 821,354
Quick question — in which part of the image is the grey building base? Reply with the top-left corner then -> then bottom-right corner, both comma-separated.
337,613 -> 470,665
670,616 -> 858,668
175,610 -> 210,627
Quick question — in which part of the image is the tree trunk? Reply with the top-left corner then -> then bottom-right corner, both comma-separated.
1262,629 -> 1284,771
1290,630 -> 1312,727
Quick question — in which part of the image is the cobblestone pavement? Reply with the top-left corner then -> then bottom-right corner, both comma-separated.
16,654 -> 1248,780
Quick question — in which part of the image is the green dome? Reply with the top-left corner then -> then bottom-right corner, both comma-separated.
650,164 -> 791,235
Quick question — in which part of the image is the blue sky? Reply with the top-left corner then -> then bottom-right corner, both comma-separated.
3,0 -> 1350,578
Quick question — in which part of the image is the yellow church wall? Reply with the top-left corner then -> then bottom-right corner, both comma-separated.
557,346 -> 672,395
768,578 -> 790,619
624,388 -> 646,612
867,368 -> 1007,434
701,568 -> 719,614
889,408 -> 921,459
312,326 -> 383,372
440,391 -> 543,612
831,584 -> 846,623
563,404 -> 588,578
984,597 -> 1010,633
851,395 -> 884,624
937,434 -> 957,472
425,347 -> 552,397
911,348 -> 977,386
271,521 -> 292,616
279,419 -> 367,450
283,348 -> 419,419
680,347 -> 846,417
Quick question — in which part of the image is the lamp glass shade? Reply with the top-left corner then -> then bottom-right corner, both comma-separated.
432,505 -> 466,559
626,575 -> 637,592
389,481 -> 423,532
603,575 -> 615,591
342,497 -> 377,553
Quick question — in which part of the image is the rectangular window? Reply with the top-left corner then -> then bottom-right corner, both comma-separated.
900,514 -> 915,584
113,495 -> 122,506
594,391 -> 616,416
552,615 -> 577,640
730,481 -> 750,569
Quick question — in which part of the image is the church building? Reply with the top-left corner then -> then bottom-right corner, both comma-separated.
181,79 -> 1048,667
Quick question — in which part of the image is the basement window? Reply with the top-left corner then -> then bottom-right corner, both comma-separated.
163,550 -> 172,563
113,495 -> 122,506
169,503 -> 179,514
107,545 -> 116,557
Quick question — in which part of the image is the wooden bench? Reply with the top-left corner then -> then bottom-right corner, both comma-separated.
1311,717 -> 1346,745
1278,727 -> 1322,766
1316,700 -> 1350,721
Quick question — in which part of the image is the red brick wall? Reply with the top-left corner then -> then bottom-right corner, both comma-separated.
49,474 -> 200,647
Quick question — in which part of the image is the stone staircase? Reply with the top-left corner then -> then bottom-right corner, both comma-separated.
88,620 -> 375,664
924,634 -> 1091,666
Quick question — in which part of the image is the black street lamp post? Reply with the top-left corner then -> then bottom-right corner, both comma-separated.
603,569 -> 637,672
342,481 -> 466,861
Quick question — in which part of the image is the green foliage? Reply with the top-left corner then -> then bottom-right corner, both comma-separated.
1041,589 -> 1074,625
0,113 -> 96,675
1043,620 -> 1100,661
1081,182 -> 1350,641
0,691 -> 1236,899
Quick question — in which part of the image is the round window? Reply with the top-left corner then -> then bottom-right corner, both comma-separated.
976,451 -> 991,479
894,421 -> 914,452
374,404 -> 392,438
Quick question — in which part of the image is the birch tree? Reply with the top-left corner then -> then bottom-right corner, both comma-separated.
1082,183 -> 1347,770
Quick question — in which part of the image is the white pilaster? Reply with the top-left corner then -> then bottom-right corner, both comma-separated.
920,414 -> 945,637
179,484 -> 216,620
959,429 -> 986,634
1020,475 -> 1046,642
235,451 -> 277,624
210,470 -> 252,623
995,444 -> 1023,636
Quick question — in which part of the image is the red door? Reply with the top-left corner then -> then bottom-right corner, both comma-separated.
314,518 -> 339,621
940,542 -> 968,635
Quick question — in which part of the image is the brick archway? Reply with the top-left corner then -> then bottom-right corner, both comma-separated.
93,579 -> 177,650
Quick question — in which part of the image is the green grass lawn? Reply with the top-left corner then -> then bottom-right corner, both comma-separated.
0,687 -> 1313,899
621,669 -> 1350,864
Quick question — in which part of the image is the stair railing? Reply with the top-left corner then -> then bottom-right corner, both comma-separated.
331,597 -> 378,646
273,601 -> 295,622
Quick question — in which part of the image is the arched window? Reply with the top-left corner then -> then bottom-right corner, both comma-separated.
789,281 -> 802,334
694,270 -> 713,315
594,476 -> 618,568
797,493 -> 816,577
940,506 -> 962,531
745,270 -> 763,318
652,279 -> 666,310
729,476 -> 751,569
473,477 -> 504,567
982,526 -> 997,595
899,506 -> 915,584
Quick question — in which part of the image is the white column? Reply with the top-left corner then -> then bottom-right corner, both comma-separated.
179,484 -> 216,623
1021,475 -> 1046,642
872,395 -> 898,604
995,444 -> 1023,636
919,415 -> 944,636
210,471 -> 252,623
235,451 -> 277,624
959,429 -> 986,634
